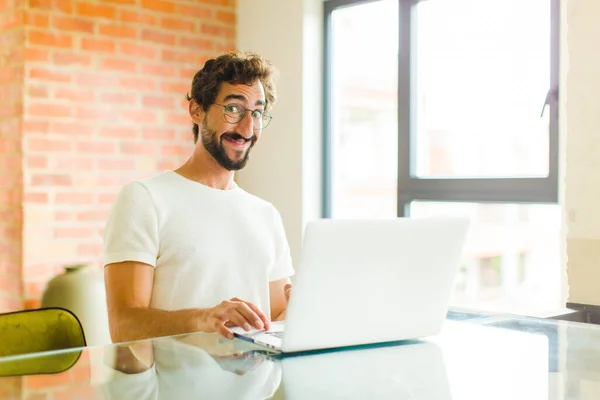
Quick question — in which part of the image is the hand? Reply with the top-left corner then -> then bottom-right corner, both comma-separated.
273,284 -> 292,322
284,284 -> 292,303
203,298 -> 271,340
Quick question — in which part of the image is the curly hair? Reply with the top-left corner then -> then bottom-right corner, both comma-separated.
186,51 -> 278,143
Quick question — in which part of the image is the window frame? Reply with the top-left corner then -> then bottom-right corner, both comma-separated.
322,0 -> 560,218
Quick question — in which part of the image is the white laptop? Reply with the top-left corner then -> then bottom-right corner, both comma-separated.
232,217 -> 469,354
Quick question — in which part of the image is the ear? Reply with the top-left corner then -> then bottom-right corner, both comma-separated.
188,99 -> 205,126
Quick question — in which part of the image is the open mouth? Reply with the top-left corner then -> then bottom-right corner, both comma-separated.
222,133 -> 251,147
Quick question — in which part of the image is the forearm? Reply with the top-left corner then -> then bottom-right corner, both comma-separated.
110,307 -> 209,343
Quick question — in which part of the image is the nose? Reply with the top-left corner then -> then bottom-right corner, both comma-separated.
236,110 -> 254,139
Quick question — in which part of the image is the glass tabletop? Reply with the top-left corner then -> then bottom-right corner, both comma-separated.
0,309 -> 598,399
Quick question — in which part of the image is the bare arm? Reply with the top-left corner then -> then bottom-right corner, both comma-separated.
269,278 -> 292,321
104,262 -> 270,343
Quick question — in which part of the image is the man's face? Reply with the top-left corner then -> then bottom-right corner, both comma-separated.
194,81 -> 266,171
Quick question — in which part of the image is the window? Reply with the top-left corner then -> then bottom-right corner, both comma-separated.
324,0 -> 561,314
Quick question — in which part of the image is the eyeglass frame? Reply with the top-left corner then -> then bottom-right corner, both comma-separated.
212,102 -> 273,130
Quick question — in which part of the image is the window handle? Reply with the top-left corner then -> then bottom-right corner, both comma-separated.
540,87 -> 558,117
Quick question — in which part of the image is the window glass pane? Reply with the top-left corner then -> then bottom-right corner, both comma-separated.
413,0 -> 551,178
329,0 -> 398,218
410,201 -> 562,314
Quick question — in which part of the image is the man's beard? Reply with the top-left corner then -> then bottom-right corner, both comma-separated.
200,122 -> 256,171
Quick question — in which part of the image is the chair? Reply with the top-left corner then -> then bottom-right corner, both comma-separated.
0,307 -> 86,376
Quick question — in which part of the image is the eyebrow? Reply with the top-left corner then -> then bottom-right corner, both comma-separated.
223,94 -> 266,107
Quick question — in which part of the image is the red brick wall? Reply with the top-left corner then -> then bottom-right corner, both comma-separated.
0,0 -> 25,314
16,0 -> 236,309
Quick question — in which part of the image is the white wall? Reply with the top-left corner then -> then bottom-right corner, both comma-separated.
236,0 -> 323,266
238,0 -> 600,306
563,0 -> 600,306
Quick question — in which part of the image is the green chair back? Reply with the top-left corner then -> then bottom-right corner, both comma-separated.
0,308 -> 86,376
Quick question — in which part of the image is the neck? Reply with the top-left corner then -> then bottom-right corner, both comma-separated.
175,148 -> 235,191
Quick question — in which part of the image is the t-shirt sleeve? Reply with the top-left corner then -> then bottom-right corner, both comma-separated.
269,206 -> 295,282
103,181 -> 159,268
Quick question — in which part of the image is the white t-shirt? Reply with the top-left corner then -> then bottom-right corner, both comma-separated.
103,170 -> 294,317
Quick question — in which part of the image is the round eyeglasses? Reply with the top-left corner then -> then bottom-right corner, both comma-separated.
213,103 -> 273,130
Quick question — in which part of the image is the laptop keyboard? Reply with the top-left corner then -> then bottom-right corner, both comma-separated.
266,331 -> 284,339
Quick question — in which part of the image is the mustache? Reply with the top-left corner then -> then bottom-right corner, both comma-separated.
221,132 -> 256,143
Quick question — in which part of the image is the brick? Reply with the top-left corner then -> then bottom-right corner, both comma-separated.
53,52 -> 93,65
141,29 -> 176,46
76,2 -> 116,19
118,77 -> 156,91
0,67 -> 22,83
76,141 -> 115,154
29,0 -> 73,14
0,155 -> 22,171
161,145 -> 190,157
25,48 -> 50,62
28,30 -> 72,48
160,17 -> 195,32
101,92 -> 138,105
118,41 -> 156,59
119,10 -> 157,25
24,11 -> 50,28
54,227 -> 94,238
55,193 -> 94,205
77,243 -> 103,256
0,191 -> 20,205
23,298 -> 41,310
54,88 -> 94,103
52,385 -> 95,400
197,0 -> 230,5
161,81 -> 189,94
99,57 -> 137,72
100,126 -> 138,139
28,103 -> 72,118
216,11 -> 235,24
142,95 -> 174,109
25,192 -> 49,203
120,141 -> 156,155
141,0 -> 175,13
28,67 -> 71,83
75,107 -> 111,120
165,112 -> 189,125
215,42 -> 235,53
201,23 -> 234,39
99,24 -> 137,39
50,121 -> 93,135
176,4 -> 212,19
0,138 -> 19,154
141,63 -> 175,77
98,193 -> 117,204
161,49 -> 198,64
179,37 -> 214,51
26,137 -> 72,152
27,156 -> 48,169
76,210 -> 108,222
142,128 -> 176,140
54,156 -> 94,170
0,10 -> 21,30
53,15 -> 95,33
97,158 -> 135,170
0,103 -> 22,119
76,73 -> 120,88
31,174 -> 71,186
180,67 -> 198,79
55,211 -> 72,221
27,85 -> 49,98
81,38 -> 115,53
22,120 -> 50,134
121,109 -> 157,123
